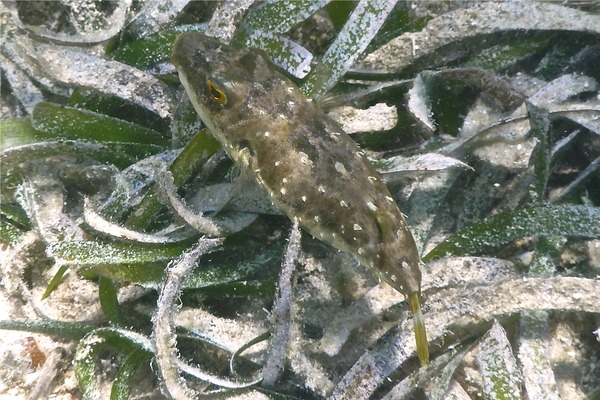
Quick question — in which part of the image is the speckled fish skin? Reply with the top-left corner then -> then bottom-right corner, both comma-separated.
171,32 -> 428,365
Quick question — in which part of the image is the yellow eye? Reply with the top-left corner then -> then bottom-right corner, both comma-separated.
207,80 -> 227,104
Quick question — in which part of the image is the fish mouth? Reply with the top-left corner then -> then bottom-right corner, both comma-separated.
171,32 -> 224,69
171,32 -> 200,69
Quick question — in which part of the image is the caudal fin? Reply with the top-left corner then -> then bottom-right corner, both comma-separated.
408,292 -> 429,366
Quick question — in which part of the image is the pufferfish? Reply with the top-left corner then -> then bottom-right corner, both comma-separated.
171,32 -> 429,366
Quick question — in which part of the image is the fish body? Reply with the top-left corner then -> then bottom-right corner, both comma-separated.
171,32 -> 428,365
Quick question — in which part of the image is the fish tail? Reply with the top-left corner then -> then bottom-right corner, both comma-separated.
408,292 -> 429,366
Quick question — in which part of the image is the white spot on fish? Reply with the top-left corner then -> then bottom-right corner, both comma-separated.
314,216 -> 320,222
334,162 -> 347,174
368,176 -> 378,182
340,200 -> 348,207
287,87 -> 294,93
301,196 -> 307,202
358,247 -> 365,255
264,131 -> 270,137
282,177 -> 288,183
280,188 -> 286,195
390,274 -> 397,282
275,161 -> 281,167
318,185 -> 326,193
278,114 -> 286,120
386,196 -> 394,202
353,224 -> 362,231
288,101 -> 295,107
367,201 -> 377,211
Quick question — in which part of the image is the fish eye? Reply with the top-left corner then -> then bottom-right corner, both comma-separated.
207,80 -> 227,104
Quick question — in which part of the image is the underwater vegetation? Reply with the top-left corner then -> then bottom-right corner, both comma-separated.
1,1 -> 600,399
